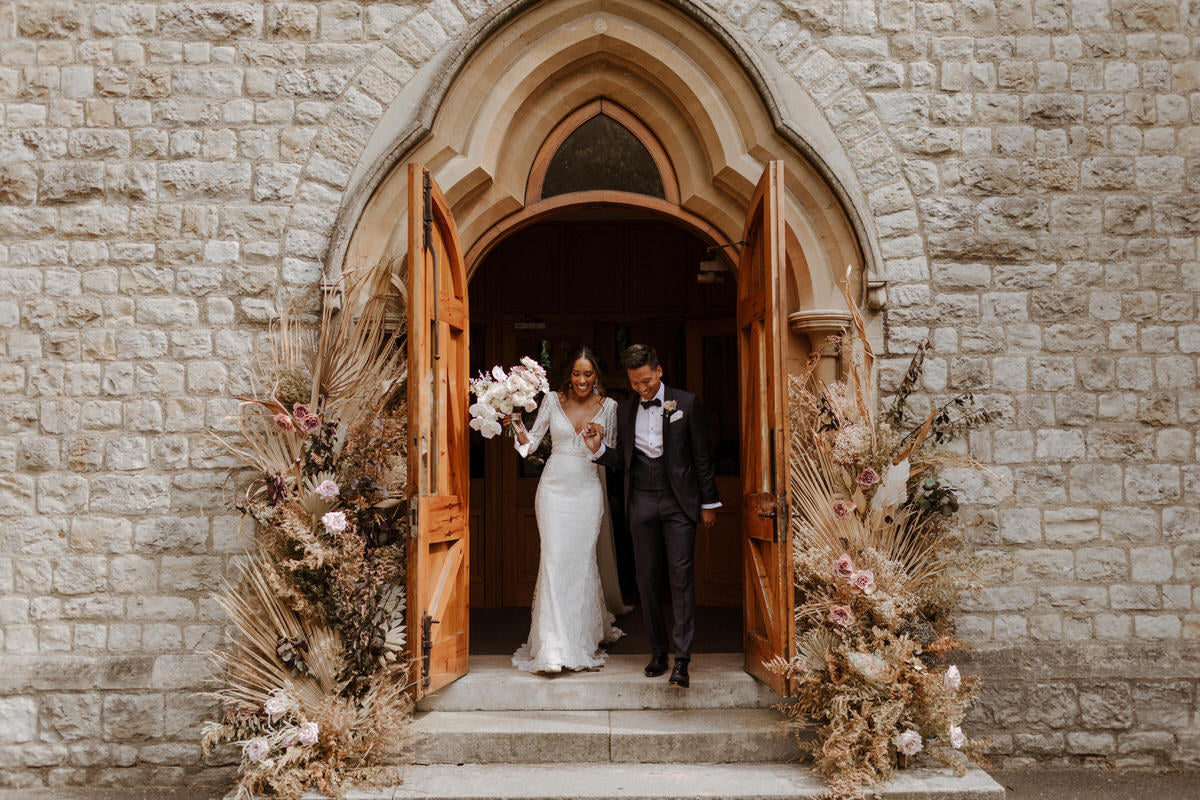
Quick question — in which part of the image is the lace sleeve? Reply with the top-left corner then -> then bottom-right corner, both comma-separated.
601,397 -> 618,449
515,392 -> 554,458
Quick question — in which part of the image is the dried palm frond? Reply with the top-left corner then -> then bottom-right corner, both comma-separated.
314,263 -> 407,430
210,555 -> 345,716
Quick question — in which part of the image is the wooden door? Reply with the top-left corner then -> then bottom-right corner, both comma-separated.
406,164 -> 470,698
737,162 -> 794,694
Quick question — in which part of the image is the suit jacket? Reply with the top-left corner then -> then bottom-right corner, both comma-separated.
595,385 -> 720,524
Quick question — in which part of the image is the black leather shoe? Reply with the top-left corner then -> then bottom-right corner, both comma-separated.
668,659 -> 690,689
644,655 -> 669,677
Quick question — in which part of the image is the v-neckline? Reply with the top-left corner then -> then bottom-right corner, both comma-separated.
555,393 -> 606,437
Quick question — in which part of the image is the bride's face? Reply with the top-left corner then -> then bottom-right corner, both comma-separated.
568,358 -> 597,400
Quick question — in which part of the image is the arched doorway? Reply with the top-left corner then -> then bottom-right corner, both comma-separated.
343,0 -> 876,699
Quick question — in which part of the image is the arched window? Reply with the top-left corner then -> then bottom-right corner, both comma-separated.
525,100 -> 679,205
542,114 -> 666,199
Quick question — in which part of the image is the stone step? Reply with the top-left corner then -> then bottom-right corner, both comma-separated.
411,708 -> 803,764
417,654 -> 779,711
336,764 -> 1007,799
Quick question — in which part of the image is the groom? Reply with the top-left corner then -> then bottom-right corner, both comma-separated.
583,344 -> 720,689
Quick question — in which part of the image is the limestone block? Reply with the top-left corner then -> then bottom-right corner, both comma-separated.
102,694 -> 163,740
17,1 -> 83,38
159,3 -> 264,39
40,694 -> 102,742
159,162 -> 252,200
0,163 -> 38,205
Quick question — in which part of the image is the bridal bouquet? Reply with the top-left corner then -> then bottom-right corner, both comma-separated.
469,356 -> 550,438
771,279 -> 994,799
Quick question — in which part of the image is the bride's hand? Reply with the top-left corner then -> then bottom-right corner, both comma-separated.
582,423 -> 603,452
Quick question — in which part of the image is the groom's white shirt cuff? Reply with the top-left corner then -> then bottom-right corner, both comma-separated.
701,501 -> 722,509
589,443 -> 607,460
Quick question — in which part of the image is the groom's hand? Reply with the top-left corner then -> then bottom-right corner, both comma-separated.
700,508 -> 717,529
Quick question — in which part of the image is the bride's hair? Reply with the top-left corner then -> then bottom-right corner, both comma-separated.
557,345 -> 606,397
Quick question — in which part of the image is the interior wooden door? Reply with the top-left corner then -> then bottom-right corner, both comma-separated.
737,161 -> 794,694
406,163 -> 470,698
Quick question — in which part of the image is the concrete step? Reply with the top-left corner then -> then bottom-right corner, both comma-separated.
411,708 -> 802,764
417,653 -> 778,711
335,764 -> 1007,799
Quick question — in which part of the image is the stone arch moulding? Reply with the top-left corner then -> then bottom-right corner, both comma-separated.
332,0 -> 889,327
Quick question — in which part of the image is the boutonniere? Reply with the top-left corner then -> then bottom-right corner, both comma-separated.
662,400 -> 678,414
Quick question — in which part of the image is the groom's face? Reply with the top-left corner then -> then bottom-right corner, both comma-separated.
627,364 -> 663,402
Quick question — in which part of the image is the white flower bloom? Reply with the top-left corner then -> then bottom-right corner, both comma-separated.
944,664 -> 961,691
497,398 -> 514,414
896,729 -> 923,756
314,480 -> 339,501
491,365 -> 507,381
263,696 -> 288,723
469,401 -> 499,420
298,721 -> 319,746
244,737 -> 270,763
874,458 -> 910,510
322,510 -> 348,534
949,725 -> 966,749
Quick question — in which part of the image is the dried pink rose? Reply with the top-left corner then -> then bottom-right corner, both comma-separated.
856,467 -> 880,487
273,413 -> 294,431
244,737 -> 270,763
298,721 -> 319,746
292,403 -> 310,417
850,570 -> 876,595
832,499 -> 856,519
322,510 -> 348,534
897,729 -> 923,755
949,725 -> 966,749
299,414 -> 321,433
828,605 -> 854,627
263,696 -> 288,723
315,480 -> 339,501
944,664 -> 961,691
833,553 -> 855,579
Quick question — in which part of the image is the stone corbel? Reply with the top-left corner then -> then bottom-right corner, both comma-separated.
866,279 -> 887,311
789,309 -> 853,383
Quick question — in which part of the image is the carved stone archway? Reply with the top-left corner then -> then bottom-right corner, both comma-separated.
336,0 -> 881,358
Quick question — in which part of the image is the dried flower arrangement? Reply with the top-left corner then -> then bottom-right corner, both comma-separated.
202,261 -> 416,799
770,280 -> 995,799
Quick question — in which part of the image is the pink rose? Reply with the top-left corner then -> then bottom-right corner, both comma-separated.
244,737 -> 270,763
828,605 -> 854,627
944,665 -> 961,691
949,725 -> 966,749
850,570 -> 876,595
298,721 -> 319,746
292,403 -> 310,417
897,729 -> 923,755
833,553 -> 855,579
322,510 -> 348,534
299,414 -> 321,433
273,413 -> 294,431
856,467 -> 880,487
832,500 -> 856,519
315,480 -> 339,501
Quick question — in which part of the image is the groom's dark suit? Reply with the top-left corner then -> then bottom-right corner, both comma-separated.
593,384 -> 720,661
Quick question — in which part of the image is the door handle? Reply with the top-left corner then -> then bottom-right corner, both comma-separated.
758,509 -> 776,520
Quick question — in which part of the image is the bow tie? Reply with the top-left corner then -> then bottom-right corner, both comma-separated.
640,398 -> 662,409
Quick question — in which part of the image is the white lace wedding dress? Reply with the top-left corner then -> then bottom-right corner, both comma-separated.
512,392 -> 627,673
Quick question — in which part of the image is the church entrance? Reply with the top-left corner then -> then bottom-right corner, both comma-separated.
465,210 -> 744,656
336,0 -> 874,701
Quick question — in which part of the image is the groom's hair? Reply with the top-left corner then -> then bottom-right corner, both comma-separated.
621,344 -> 659,370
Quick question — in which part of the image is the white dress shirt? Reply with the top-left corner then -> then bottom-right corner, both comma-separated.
592,383 -> 721,510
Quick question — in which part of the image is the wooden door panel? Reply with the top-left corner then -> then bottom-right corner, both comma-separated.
406,164 -> 470,699
738,162 -> 793,695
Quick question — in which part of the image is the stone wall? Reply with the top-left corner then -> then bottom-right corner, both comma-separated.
0,0 -> 1196,787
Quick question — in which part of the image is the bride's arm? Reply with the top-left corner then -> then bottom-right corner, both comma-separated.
601,398 -> 618,449
513,393 -> 553,458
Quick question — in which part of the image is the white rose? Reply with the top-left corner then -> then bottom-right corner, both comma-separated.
949,725 -> 966,749
298,721 -> 319,746
896,729 -> 923,756
944,665 -> 961,691
481,419 -> 502,438
314,480 -> 339,501
322,510 -> 348,534
244,737 -> 270,763
263,696 -> 288,723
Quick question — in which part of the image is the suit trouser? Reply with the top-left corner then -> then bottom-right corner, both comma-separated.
628,483 -> 696,661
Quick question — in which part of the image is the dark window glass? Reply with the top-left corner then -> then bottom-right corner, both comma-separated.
541,115 -> 666,199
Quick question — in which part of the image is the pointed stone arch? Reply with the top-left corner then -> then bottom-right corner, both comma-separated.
285,0 -> 923,340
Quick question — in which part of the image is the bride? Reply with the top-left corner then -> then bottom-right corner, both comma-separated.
506,346 -> 628,673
